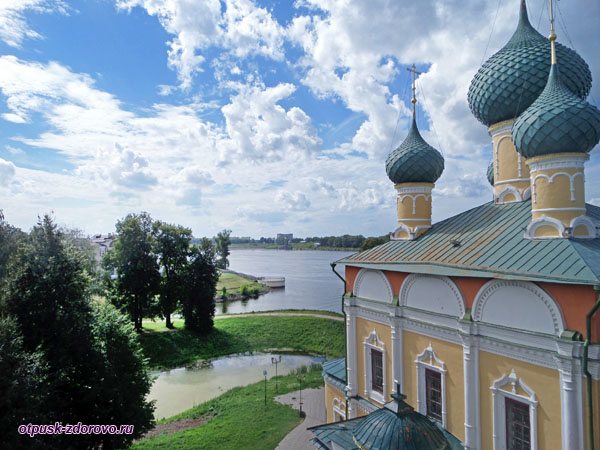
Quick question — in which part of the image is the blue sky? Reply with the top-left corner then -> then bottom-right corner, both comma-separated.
0,0 -> 599,238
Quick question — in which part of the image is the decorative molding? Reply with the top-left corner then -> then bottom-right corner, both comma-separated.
532,171 -> 583,202
415,343 -> 447,427
491,370 -> 538,450
494,178 -> 531,185
461,334 -> 480,450
528,154 -> 588,172
398,193 -> 431,215
524,215 -> 565,239
522,186 -> 531,200
497,185 -> 522,203
531,207 -> 586,213
472,280 -> 565,336
332,397 -> 346,421
363,330 -> 387,405
391,317 -> 404,393
570,215 -> 597,239
395,185 -> 433,195
353,269 -> 394,303
553,356 -> 584,449
399,274 -> 466,318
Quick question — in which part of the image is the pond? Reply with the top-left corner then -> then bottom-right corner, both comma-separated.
149,353 -> 324,419
216,249 -> 354,315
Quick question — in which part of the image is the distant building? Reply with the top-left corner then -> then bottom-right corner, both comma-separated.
90,234 -> 114,264
276,233 -> 293,246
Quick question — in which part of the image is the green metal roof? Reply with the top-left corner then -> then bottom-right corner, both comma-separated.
467,0 -> 591,126
512,64 -> 600,157
385,115 -> 444,184
323,357 -> 346,383
337,201 -> 600,285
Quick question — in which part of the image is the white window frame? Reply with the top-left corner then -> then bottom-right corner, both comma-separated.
491,369 -> 538,450
363,330 -> 387,404
415,343 -> 447,427
332,398 -> 346,421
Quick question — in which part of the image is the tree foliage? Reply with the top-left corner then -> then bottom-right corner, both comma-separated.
183,239 -> 219,333
215,229 -> 232,269
0,215 -> 154,448
153,221 -> 192,329
104,212 -> 160,330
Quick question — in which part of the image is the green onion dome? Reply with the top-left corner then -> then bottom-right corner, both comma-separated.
512,64 -> 600,158
487,160 -> 494,185
385,115 -> 444,184
467,0 -> 591,127
352,394 -> 462,450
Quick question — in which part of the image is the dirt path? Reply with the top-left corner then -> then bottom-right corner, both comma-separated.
215,311 -> 344,322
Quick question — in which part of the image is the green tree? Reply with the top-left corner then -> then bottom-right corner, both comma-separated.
0,211 -> 25,280
153,221 -> 192,328
90,301 -> 155,448
215,228 -> 232,269
360,234 -> 390,251
104,212 -> 160,331
183,239 -> 219,333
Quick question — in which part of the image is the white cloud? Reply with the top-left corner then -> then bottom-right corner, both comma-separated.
0,0 -> 68,48
116,0 -> 285,89
276,190 -> 311,211
0,158 -> 16,186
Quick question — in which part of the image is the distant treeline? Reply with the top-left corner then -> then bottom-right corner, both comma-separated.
229,234 -> 390,251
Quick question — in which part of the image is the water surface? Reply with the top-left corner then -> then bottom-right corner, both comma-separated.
150,353 -> 323,419
216,249 -> 353,315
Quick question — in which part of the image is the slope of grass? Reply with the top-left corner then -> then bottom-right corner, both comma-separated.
140,315 -> 344,370
134,365 -> 323,450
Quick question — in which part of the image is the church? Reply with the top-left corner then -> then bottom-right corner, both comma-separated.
310,1 -> 600,449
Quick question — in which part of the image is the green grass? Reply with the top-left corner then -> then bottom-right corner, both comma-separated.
134,365 -> 323,450
139,315 -> 344,370
216,272 -> 268,297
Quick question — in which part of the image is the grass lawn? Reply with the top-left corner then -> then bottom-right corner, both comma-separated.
216,272 -> 268,296
133,365 -> 323,450
140,315 -> 345,370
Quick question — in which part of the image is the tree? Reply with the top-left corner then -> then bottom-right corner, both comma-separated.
182,239 -> 219,333
215,228 -> 232,269
153,221 -> 192,328
0,212 -> 25,280
90,301 -> 155,448
0,215 -> 154,448
104,212 -> 160,330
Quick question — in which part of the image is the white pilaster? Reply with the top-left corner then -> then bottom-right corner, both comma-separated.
554,343 -> 584,450
460,321 -> 480,450
390,316 -> 404,393
345,302 -> 358,401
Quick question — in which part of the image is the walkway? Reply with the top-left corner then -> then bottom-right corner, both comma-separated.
275,387 -> 325,450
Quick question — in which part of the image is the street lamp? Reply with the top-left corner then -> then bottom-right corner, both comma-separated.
263,370 -> 268,407
271,355 -> 282,392
297,374 -> 305,417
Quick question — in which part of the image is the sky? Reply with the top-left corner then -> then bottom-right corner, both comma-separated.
0,0 -> 598,238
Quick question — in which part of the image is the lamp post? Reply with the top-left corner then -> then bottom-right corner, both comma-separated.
271,355 -> 282,392
263,370 -> 268,407
297,374 -> 304,417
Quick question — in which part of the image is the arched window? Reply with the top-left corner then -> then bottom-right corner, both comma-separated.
363,330 -> 387,404
415,343 -> 447,427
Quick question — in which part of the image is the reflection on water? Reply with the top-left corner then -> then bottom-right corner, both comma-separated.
216,249 -> 354,315
149,353 -> 324,419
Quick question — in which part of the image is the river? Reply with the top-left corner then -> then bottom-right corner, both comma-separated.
215,249 -> 354,315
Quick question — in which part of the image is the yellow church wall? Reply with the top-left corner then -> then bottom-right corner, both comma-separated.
402,331 -> 465,442
532,170 -> 585,210
324,382 -> 346,423
583,379 -> 600,450
494,135 -> 529,182
479,351 -> 562,450
355,317 -> 393,405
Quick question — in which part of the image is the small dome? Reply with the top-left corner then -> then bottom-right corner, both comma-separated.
487,161 -> 494,185
512,65 -> 600,158
352,395 -> 460,450
468,1 -> 591,126
386,116 -> 444,184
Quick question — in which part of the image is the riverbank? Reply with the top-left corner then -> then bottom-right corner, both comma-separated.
134,364 -> 323,450
216,271 -> 270,302
231,243 -> 359,251
140,313 -> 345,370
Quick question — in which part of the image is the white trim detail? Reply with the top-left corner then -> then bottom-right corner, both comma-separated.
332,397 -> 346,421
494,178 -> 531,186
491,370 -> 538,450
531,207 -> 586,213
497,185 -> 523,203
391,317 -> 404,393
570,215 -> 597,239
363,330 -> 387,404
524,215 -> 565,240
415,343 -> 447,427
518,153 -> 523,178
472,280 -> 565,336
532,172 -> 583,202
554,356 -> 584,450
399,274 -> 466,318
353,269 -> 394,303
395,185 -> 433,195
528,154 -> 588,172
345,305 -> 358,397
461,332 -> 481,450
398,193 -> 431,215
